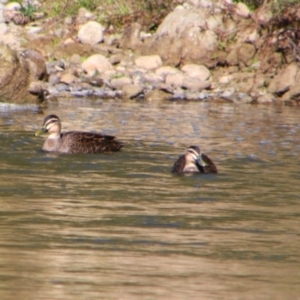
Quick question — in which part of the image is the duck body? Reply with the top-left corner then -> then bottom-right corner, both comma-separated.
35,114 -> 123,154
172,145 -> 217,174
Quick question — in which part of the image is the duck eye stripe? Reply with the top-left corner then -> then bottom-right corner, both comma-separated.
45,119 -> 58,126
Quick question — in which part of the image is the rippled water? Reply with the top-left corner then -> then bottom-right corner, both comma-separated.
0,99 -> 300,300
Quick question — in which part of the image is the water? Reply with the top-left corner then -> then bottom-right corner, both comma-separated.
0,99 -> 299,300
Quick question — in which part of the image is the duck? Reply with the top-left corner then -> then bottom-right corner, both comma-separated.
35,114 -> 124,153
171,145 -> 217,174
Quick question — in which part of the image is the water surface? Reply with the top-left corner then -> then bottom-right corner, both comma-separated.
0,100 -> 299,299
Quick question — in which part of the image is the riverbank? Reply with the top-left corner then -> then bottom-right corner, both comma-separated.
0,0 -> 300,106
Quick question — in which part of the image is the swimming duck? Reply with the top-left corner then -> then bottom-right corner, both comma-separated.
35,114 -> 124,153
171,145 -> 217,174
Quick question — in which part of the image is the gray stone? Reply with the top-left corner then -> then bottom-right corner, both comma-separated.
110,76 -> 132,90
60,72 -> 77,84
181,64 -> 210,81
268,63 -> 299,94
235,2 -> 250,18
0,22 -> 8,35
220,88 -> 236,99
143,72 -> 164,85
122,84 -> 144,99
78,21 -> 104,45
237,43 -> 256,67
141,8 -> 219,66
182,77 -> 211,91
135,55 -> 162,70
119,23 -> 142,50
165,73 -> 184,88
0,4 -> 5,23
155,66 -> 180,79
281,84 -> 300,102
256,93 -> 275,103
48,74 -> 60,85
0,44 -> 40,104
81,54 -> 113,76
104,34 -> 121,46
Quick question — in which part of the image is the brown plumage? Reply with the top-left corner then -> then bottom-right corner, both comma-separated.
35,114 -> 123,153
172,145 -> 217,174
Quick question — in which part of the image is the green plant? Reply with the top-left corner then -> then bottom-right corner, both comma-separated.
232,0 -> 263,10
110,72 -> 125,79
77,0 -> 98,11
218,40 -> 227,51
20,2 -> 37,19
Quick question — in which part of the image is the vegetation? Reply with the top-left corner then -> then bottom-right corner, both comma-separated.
13,0 -> 300,34
39,0 -> 175,31
233,0 -> 300,11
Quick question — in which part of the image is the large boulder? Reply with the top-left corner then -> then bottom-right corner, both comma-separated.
133,7 -> 221,66
268,63 -> 299,94
0,43 -> 46,104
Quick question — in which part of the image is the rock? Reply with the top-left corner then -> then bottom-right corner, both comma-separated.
253,2 -> 273,25
155,66 -> 180,79
268,63 -> 299,94
182,77 -> 211,91
143,73 -> 164,85
28,81 -> 44,97
4,2 -> 30,25
281,84 -> 300,102
141,8 -> 219,65
206,15 -> 224,31
0,43 -> 42,104
0,4 -> 6,23
226,45 -> 239,66
52,41 -> 94,58
60,72 -> 77,84
243,27 -> 259,43
55,82 -> 70,92
82,54 -> 113,76
165,73 -> 184,88
83,77 -> 103,87
119,23 -> 142,50
256,93 -> 275,103
47,60 -> 65,74
122,84 -> 144,99
109,54 -> 122,65
237,43 -> 256,67
3,2 -> 21,21
156,7 -> 208,37
97,69 -> 116,81
181,64 -> 210,81
78,21 -> 104,45
110,76 -> 132,90
21,49 -> 48,81
76,7 -> 94,25
104,34 -> 121,47
235,2 -> 250,18
236,93 -> 253,103
48,74 -> 60,85
63,37 -> 75,45
0,23 -> 7,35
70,54 -> 81,65
219,75 -> 233,84
145,89 -> 172,101
220,88 -> 236,99
134,55 -> 162,70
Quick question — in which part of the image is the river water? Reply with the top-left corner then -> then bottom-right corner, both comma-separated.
0,99 -> 299,299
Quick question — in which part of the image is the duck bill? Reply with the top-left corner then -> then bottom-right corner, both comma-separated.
35,128 -> 47,136
196,155 -> 207,168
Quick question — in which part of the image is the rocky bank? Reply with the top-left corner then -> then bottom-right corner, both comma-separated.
1,0 -> 300,106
